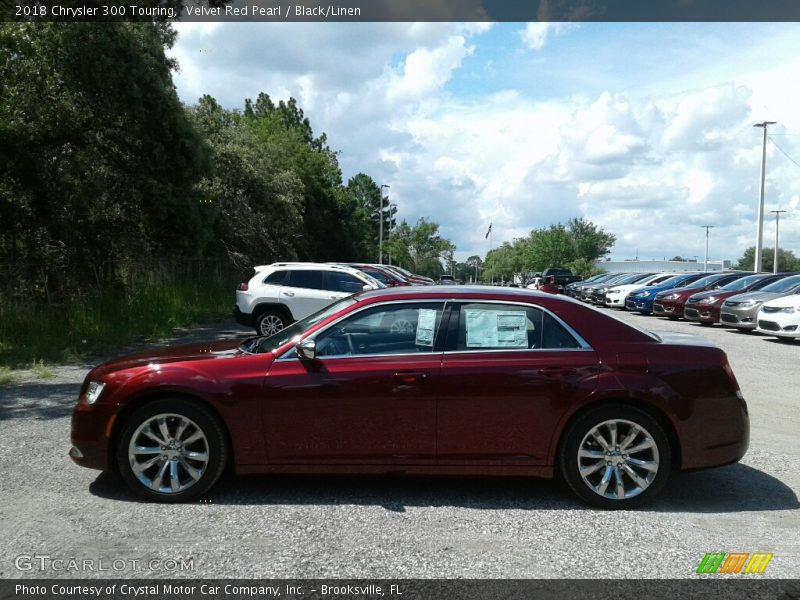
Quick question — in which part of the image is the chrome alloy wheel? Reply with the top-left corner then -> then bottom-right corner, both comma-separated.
577,418 -> 660,501
259,314 -> 284,336
128,413 -> 210,494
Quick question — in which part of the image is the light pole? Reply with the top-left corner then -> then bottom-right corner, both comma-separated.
386,203 -> 397,265
754,121 -> 776,272
770,209 -> 787,273
379,184 -> 390,264
701,225 -> 714,272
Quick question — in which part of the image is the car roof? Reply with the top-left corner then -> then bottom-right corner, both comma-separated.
355,284 -> 565,302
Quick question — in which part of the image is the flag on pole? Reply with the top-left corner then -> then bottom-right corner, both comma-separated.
485,223 -> 492,239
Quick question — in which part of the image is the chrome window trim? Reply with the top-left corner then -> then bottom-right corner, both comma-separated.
449,299 -> 593,351
275,299 -> 449,361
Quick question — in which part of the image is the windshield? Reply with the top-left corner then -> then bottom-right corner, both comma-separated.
720,274 -> 765,291
242,297 -> 358,354
616,272 -> 651,285
760,275 -> 800,293
687,274 -> 725,288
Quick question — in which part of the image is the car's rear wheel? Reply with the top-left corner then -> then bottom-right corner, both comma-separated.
117,399 -> 227,502
256,308 -> 288,337
559,405 -> 671,509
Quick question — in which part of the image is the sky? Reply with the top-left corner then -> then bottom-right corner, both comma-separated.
169,22 -> 800,263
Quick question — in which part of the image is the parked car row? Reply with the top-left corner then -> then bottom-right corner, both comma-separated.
234,261 -> 438,336
565,269 -> 800,341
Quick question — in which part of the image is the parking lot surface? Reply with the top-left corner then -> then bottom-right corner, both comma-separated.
1,310 -> 798,579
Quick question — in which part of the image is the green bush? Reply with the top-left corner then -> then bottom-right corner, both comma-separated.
0,281 -> 233,368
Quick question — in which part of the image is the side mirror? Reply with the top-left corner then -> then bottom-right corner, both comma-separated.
362,284 -> 373,291
296,339 -> 317,361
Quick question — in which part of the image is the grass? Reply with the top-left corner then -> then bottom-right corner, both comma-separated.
0,279 -> 235,369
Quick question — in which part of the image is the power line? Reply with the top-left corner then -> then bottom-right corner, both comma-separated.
768,136 -> 800,170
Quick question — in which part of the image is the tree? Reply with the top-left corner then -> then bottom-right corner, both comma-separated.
187,95 -> 303,268
385,218 -> 454,277
0,22 -> 210,299
567,217 -> 616,262
735,247 -> 800,272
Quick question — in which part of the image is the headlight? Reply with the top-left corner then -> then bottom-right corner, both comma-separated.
780,307 -> 796,314
697,297 -> 716,305
86,381 -> 106,404
598,287 -> 608,293
740,300 -> 758,308
661,293 -> 679,301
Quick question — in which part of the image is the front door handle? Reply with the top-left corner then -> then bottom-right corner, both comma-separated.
541,367 -> 577,378
393,371 -> 429,384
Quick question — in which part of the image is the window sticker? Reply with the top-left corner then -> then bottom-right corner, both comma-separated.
415,308 -> 437,347
465,309 -> 528,348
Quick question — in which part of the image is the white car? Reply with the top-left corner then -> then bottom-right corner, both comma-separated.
755,294 -> 800,340
234,262 -> 384,336
604,273 -> 678,309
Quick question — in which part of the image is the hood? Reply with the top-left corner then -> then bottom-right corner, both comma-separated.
762,295 -> 800,309
90,338 -> 248,378
726,290 -> 795,305
689,289 -> 738,302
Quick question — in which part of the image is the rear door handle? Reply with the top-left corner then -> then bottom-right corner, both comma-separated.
282,291 -> 295,297
393,371 -> 429,384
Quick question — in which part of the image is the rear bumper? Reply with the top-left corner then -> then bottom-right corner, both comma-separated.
680,392 -> 750,470
233,306 -> 255,328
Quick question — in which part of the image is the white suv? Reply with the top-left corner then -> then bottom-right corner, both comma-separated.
234,263 -> 384,336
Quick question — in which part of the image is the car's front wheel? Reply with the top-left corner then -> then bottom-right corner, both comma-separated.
117,399 -> 227,502
559,405 -> 671,509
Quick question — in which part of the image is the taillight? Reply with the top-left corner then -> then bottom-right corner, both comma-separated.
238,282 -> 249,291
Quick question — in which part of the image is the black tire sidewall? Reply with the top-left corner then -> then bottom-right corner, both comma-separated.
116,398 -> 227,503
559,404 -> 671,509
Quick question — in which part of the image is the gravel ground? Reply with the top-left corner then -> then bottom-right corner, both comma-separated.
0,310 -> 798,580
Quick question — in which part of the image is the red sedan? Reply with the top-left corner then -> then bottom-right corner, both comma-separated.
71,287 -> 749,509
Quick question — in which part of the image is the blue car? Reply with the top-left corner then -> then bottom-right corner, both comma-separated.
625,272 -> 708,314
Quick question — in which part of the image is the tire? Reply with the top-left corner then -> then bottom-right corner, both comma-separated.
559,404 -> 671,509
116,398 -> 228,503
255,308 -> 289,337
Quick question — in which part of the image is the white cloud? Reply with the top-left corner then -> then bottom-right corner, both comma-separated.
169,23 -> 800,263
519,22 -> 575,51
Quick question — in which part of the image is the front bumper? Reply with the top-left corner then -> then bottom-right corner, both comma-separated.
683,304 -> 721,323
605,294 -> 626,307
70,398 -> 117,471
653,299 -> 686,318
756,313 -> 800,338
720,305 -> 759,329
626,297 -> 654,312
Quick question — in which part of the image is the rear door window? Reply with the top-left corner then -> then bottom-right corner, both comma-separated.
287,270 -> 325,290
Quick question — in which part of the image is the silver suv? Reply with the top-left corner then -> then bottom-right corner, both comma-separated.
234,263 -> 383,336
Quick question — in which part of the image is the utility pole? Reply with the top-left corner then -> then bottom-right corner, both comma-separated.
379,184 -> 390,264
701,225 -> 714,272
754,121 -> 776,273
770,209 -> 787,273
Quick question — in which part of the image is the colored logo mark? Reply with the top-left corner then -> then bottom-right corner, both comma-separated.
697,552 -> 773,574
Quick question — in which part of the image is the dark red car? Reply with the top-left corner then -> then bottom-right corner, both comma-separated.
652,272 -> 750,319
684,272 -> 794,325
71,287 -> 749,509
